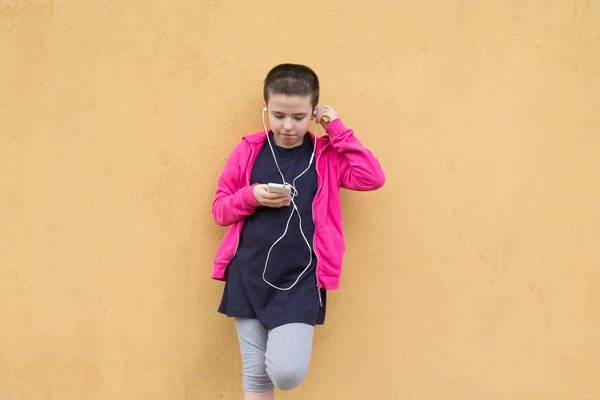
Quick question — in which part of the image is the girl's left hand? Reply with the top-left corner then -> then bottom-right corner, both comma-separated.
314,105 -> 339,130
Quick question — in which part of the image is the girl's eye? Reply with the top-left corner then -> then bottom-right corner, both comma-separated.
273,115 -> 305,121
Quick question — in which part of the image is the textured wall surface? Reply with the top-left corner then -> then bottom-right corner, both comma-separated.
1,1 -> 599,399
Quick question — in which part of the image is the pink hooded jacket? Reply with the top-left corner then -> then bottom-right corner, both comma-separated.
211,118 -> 385,290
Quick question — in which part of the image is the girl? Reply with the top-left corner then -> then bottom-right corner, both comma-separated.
212,64 -> 385,399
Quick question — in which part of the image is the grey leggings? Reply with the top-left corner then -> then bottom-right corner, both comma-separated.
234,318 -> 315,392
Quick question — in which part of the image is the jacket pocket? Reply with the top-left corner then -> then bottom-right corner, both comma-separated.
314,226 -> 345,278
213,224 -> 241,269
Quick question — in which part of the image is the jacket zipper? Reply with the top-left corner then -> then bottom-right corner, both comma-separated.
312,141 -> 325,307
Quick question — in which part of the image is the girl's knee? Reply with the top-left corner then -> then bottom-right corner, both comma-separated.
266,364 -> 308,390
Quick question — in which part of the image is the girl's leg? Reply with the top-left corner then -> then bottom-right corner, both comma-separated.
234,318 -> 275,399
243,391 -> 273,400
265,323 -> 315,391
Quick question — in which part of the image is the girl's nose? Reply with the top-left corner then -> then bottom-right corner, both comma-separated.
283,119 -> 294,130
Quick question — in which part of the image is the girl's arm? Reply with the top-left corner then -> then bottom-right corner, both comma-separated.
323,117 -> 386,191
212,142 -> 260,226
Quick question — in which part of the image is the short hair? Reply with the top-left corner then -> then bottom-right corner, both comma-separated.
264,64 -> 320,108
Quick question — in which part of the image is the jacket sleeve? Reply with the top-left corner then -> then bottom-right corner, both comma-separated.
326,119 -> 386,191
212,141 -> 260,226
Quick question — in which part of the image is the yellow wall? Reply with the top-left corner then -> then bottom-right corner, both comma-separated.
1,1 -> 599,399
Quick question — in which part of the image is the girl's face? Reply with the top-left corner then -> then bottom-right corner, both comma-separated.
266,93 -> 314,149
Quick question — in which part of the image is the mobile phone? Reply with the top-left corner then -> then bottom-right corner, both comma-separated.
267,183 -> 291,196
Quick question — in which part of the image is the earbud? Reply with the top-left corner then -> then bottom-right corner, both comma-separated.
263,107 -> 267,113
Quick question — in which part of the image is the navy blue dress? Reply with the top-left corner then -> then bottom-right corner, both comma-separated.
218,133 -> 326,329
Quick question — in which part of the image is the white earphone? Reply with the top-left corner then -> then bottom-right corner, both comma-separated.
260,106 -> 317,291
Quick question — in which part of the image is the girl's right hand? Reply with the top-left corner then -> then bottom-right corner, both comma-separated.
252,184 -> 291,208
